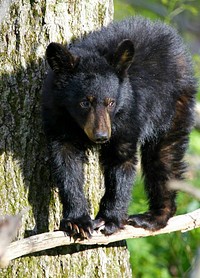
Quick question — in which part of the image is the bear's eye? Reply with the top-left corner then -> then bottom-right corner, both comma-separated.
80,100 -> 91,109
108,100 -> 115,108
105,98 -> 115,108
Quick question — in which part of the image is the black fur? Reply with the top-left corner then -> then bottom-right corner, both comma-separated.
42,17 -> 196,237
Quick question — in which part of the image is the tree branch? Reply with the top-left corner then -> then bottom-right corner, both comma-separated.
195,102 -> 200,130
0,209 -> 200,268
169,180 -> 200,200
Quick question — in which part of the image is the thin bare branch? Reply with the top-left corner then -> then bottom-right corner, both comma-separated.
195,102 -> 200,130
0,209 -> 200,268
169,180 -> 200,200
0,212 -> 23,258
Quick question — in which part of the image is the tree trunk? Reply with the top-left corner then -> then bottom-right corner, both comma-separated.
0,0 -> 132,277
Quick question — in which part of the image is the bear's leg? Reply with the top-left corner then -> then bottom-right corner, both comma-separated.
94,143 -> 137,235
128,93 -> 194,230
128,137 -> 179,231
50,140 -> 93,238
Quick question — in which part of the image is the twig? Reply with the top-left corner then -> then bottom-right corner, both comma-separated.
0,209 -> 200,268
169,180 -> 200,200
0,211 -> 24,258
195,102 -> 200,130
189,247 -> 200,278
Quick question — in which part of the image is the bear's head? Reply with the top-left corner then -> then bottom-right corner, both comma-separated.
46,39 -> 134,143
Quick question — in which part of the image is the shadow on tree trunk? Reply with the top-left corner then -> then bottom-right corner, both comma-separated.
1,59 -> 53,235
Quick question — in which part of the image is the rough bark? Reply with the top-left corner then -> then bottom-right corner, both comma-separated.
0,0 -> 132,277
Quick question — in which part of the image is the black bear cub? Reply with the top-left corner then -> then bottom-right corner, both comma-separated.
42,17 -> 196,238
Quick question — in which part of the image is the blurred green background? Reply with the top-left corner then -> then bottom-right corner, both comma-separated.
113,0 -> 200,277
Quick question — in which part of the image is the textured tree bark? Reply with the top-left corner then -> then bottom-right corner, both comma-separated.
0,0 -> 132,277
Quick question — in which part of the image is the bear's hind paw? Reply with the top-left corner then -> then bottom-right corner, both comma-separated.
128,211 -> 171,231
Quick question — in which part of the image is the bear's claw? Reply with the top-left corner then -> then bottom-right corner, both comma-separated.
93,217 -> 125,235
60,216 -> 93,239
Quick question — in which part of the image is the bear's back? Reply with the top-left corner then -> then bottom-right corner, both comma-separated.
71,17 -> 194,92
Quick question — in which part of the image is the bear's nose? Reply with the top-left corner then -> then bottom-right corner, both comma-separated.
93,131 -> 109,143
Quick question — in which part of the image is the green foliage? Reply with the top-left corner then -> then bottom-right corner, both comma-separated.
114,0 -> 135,20
114,0 -> 200,276
190,130 -> 200,154
114,0 -> 200,23
161,0 -> 199,23
193,54 -> 200,101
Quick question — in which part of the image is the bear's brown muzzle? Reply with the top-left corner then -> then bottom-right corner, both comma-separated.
83,106 -> 111,144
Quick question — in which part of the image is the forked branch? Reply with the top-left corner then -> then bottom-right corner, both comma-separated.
0,209 -> 200,268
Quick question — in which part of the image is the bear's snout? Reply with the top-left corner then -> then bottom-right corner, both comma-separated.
83,106 -> 111,144
93,130 -> 110,143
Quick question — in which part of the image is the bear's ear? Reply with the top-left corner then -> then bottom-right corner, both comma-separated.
46,42 -> 79,73
112,39 -> 134,76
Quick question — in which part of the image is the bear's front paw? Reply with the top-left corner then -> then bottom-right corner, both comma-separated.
93,217 -> 125,235
60,214 -> 93,239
